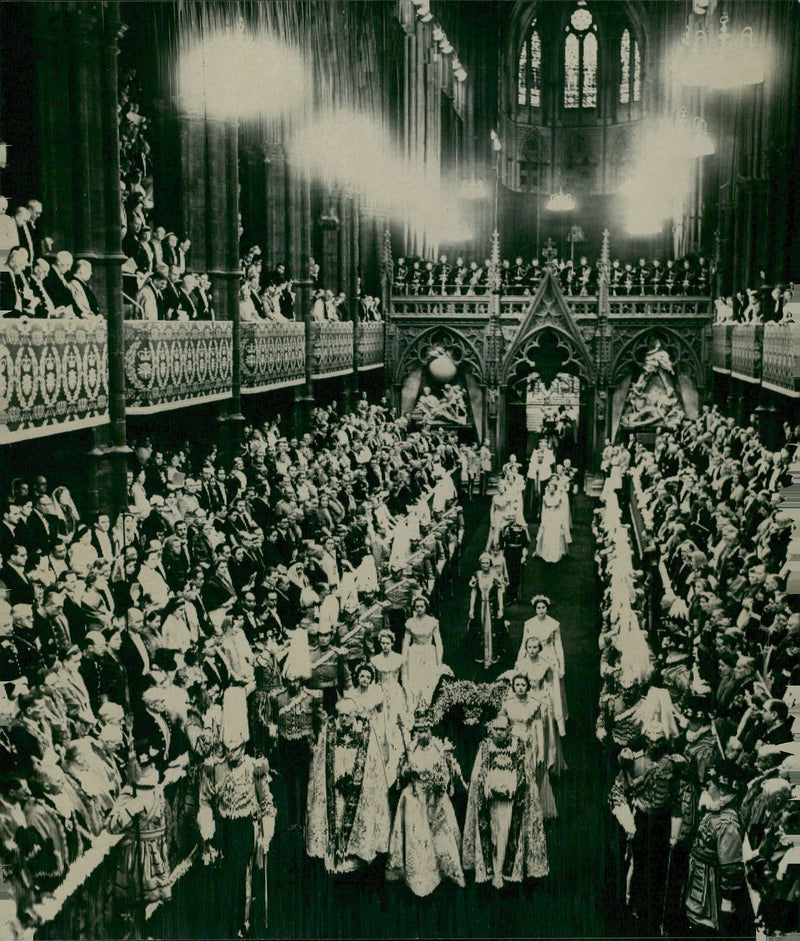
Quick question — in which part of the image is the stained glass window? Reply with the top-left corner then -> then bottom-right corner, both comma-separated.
530,31 -> 542,107
620,29 -> 631,104
563,3 -> 597,109
517,23 -> 542,108
564,33 -> 580,108
620,27 -> 641,105
582,32 -> 597,107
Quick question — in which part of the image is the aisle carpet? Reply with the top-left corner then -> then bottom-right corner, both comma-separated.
157,495 -> 625,939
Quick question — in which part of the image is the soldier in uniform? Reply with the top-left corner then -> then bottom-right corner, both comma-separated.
269,671 -> 323,829
308,623 -> 352,715
197,742 -> 276,937
500,519 -> 529,604
608,723 -> 685,934
683,761 -> 745,935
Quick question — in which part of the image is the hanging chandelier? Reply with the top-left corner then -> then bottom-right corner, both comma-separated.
546,190 -> 576,212
668,110 -> 715,158
673,12 -> 765,89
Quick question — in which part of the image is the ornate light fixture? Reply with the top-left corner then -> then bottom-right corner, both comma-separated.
546,190 -> 576,212
673,12 -> 765,89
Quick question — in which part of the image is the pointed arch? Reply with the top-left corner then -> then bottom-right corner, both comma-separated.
395,325 -> 486,386
500,271 -> 596,386
610,327 -> 705,388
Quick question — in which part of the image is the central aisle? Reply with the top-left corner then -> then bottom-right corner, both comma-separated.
159,495 -> 621,939
434,492 -> 619,938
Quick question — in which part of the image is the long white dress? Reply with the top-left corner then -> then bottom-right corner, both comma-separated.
386,738 -> 465,896
534,490 -> 570,563
520,614 -> 567,734
370,651 -> 410,786
401,614 -> 445,709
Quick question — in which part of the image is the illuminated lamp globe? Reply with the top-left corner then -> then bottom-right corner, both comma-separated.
429,353 -> 458,382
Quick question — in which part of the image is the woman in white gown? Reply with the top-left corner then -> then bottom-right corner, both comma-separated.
534,476 -> 571,564
499,671 -> 557,820
370,629 -> 410,786
520,596 -> 567,734
401,595 -> 446,709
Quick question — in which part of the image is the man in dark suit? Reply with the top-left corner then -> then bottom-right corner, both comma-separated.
162,265 -> 182,319
44,251 -> 77,310
1,545 -> 34,606
21,495 -> 57,560
117,608 -> 151,706
69,259 -> 100,317
193,272 -> 215,320
34,586 -> 72,670
29,257 -> 60,317
144,451 -> 169,497
176,272 -> 199,320
13,206 -> 35,265
25,199 -> 47,258
0,502 -> 22,561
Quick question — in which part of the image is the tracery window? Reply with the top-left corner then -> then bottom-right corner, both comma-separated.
564,2 -> 597,109
517,21 -> 542,108
619,28 -> 642,105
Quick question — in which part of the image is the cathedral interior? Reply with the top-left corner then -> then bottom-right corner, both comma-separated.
0,1 -> 799,939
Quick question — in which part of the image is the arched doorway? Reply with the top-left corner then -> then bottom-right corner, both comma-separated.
499,323 -> 597,476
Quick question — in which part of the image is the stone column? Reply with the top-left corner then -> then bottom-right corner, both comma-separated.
36,3 -> 129,516
264,142 -> 289,268
319,200 -> 340,292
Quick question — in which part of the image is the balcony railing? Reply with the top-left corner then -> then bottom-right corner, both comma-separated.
311,321 -> 354,378
607,297 -> 711,317
761,324 -> 800,396
712,323 -> 733,373
731,324 -> 763,383
390,293 -> 712,320
124,321 -> 234,412
0,317 -> 108,443
0,317 -> 387,442
241,321 -> 306,393
357,322 -> 386,369
712,323 -> 800,397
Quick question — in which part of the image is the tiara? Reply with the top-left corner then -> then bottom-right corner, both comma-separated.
531,594 -> 551,608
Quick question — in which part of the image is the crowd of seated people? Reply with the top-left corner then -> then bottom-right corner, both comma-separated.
0,196 -> 106,321
0,396 -> 466,929
595,407 -> 799,937
715,275 -> 796,324
393,252 -> 713,297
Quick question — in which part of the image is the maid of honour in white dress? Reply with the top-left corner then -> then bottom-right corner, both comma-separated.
534,476 -> 571,564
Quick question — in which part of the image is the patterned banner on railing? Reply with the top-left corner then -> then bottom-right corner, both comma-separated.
731,323 -> 763,381
241,321 -> 306,392
0,318 -> 108,443
762,323 -> 800,395
124,321 -> 232,412
711,323 -> 733,373
311,321 -> 354,377
357,322 -> 385,369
